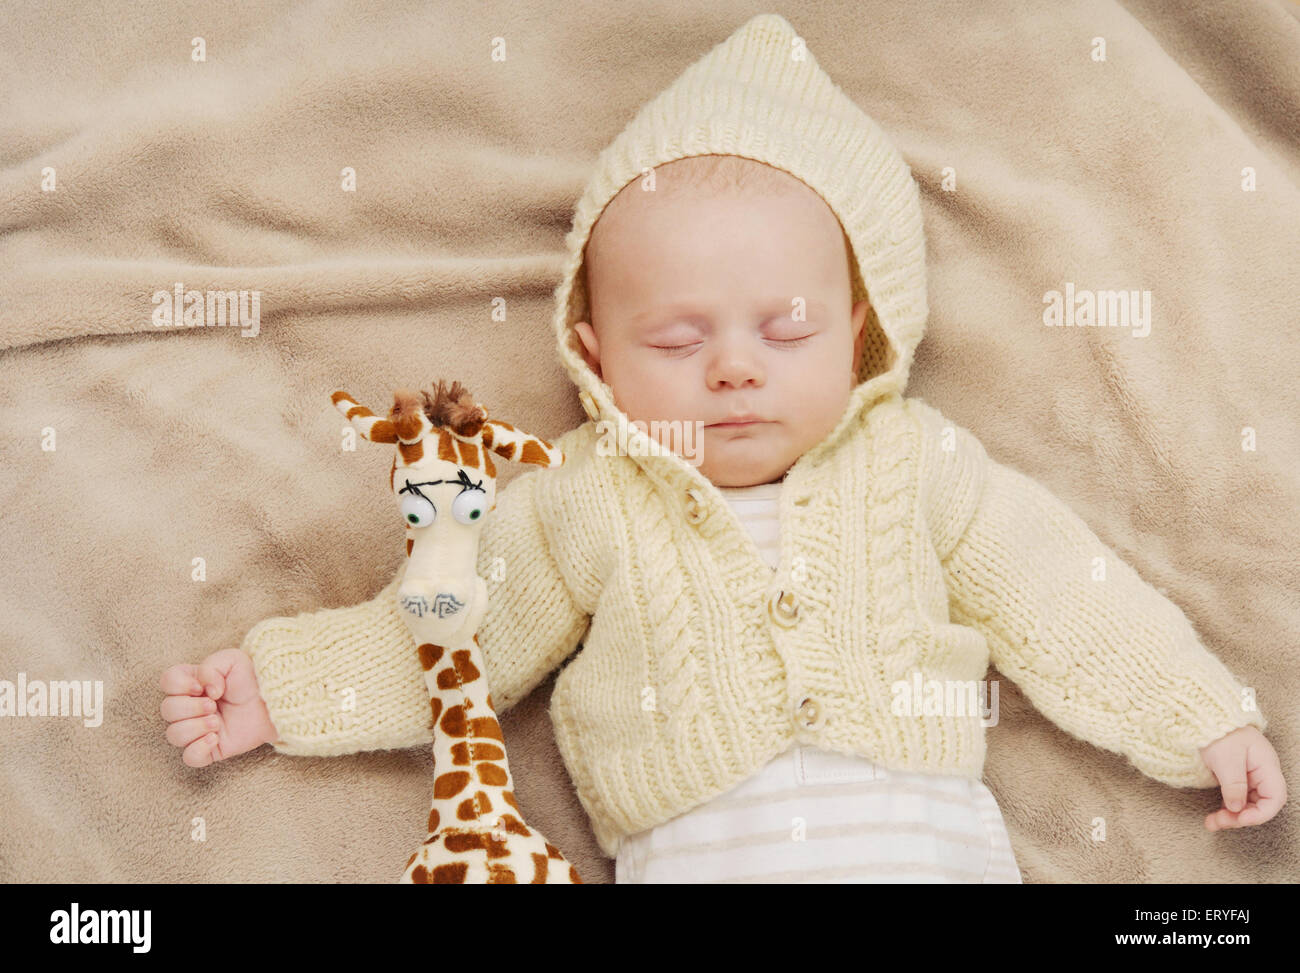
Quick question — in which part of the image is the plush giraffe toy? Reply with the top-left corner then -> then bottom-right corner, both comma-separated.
332,379 -> 582,884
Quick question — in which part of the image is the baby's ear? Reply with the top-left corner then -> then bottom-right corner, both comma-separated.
851,301 -> 870,372
572,321 -> 603,378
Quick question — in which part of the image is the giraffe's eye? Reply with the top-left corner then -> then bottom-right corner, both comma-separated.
400,493 -> 435,527
451,488 -> 488,526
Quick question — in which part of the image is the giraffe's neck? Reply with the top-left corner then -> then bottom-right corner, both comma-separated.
419,633 -> 519,834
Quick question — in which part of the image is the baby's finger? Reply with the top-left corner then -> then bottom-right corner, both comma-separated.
1238,777 -> 1286,826
165,714 -> 221,750
1218,777 -> 1249,814
160,694 -> 217,723
193,662 -> 226,701
159,663 -> 204,696
1204,799 -> 1270,830
182,731 -> 221,768
1204,807 -> 1241,831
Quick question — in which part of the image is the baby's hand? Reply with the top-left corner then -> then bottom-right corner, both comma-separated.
1197,726 -> 1286,831
159,648 -> 278,767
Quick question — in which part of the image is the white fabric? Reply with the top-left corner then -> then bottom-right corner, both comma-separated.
613,480 -> 1022,883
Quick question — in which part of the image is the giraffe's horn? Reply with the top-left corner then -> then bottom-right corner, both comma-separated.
482,419 -> 565,469
331,390 -> 398,444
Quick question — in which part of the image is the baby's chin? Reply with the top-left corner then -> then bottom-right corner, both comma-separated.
699,432 -> 795,485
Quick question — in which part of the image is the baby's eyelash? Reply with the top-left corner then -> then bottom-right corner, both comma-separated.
653,336 -> 811,355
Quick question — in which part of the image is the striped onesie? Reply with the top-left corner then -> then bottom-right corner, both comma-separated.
614,479 -> 1023,884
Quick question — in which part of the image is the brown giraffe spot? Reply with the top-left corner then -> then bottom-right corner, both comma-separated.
519,439 -> 550,465
390,457 -> 397,492
427,697 -> 442,728
484,452 -> 495,478
456,439 -> 480,468
366,419 -> 398,443
502,791 -> 520,812
470,742 -> 504,761
406,537 -> 413,557
410,864 -> 429,883
545,841 -> 563,860
440,704 -> 468,737
485,691 -> 494,710
569,865 -> 582,883
436,667 -> 460,691
450,741 -> 470,765
341,400 -> 371,418
496,420 -> 516,432
456,797 -> 478,821
480,424 -> 494,448
444,831 -> 485,853
531,853 -> 549,884
431,862 -> 468,884
451,649 -> 481,684
436,429 -> 458,462
417,643 -> 444,670
427,808 -> 439,833
477,762 -> 509,787
484,832 -> 510,858
398,439 -> 424,464
405,852 -> 417,869
499,814 -> 530,836
475,790 -> 492,812
470,715 -> 503,742
487,863 -> 517,884
433,771 -> 470,799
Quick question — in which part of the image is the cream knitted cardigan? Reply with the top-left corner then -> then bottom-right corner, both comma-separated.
244,394 -> 1266,858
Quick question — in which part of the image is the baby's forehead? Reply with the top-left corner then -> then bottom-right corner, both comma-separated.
587,159 -> 854,287
590,157 -> 846,256
601,156 -> 807,219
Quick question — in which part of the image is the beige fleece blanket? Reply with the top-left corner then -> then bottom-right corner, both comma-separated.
2,0 -> 1296,883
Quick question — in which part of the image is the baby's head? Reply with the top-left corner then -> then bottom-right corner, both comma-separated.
573,155 -> 871,487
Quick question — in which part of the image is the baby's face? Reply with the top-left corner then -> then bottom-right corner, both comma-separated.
574,160 -> 869,487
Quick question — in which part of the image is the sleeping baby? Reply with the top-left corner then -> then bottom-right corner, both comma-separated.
160,14 -> 1284,881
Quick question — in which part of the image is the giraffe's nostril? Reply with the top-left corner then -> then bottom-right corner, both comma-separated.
400,589 -> 466,620
400,593 -> 432,617
431,592 -> 465,618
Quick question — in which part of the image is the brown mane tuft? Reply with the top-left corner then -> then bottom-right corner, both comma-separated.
421,379 -> 485,436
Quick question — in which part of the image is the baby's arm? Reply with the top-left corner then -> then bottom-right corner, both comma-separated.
161,457 -> 591,763
911,399 -> 1270,791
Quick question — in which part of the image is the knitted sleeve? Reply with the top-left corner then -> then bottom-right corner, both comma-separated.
243,463 -> 591,757
911,399 -> 1268,789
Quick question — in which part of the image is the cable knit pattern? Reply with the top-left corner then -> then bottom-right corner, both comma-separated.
240,14 -> 1267,857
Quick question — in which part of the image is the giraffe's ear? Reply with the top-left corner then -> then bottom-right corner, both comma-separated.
332,389 -> 399,443
520,443 -> 564,469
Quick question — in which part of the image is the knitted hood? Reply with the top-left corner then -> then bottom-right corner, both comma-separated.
552,13 -> 927,473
